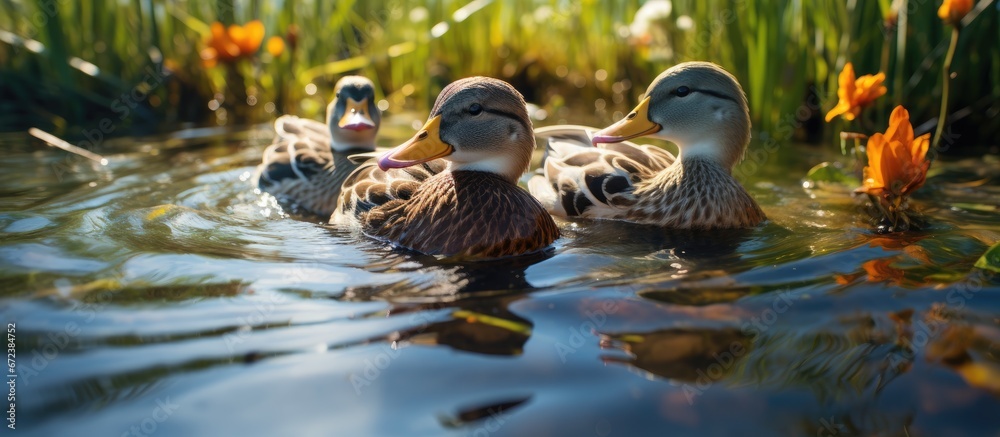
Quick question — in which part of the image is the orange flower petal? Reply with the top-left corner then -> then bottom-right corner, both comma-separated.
884,105 -> 909,146
858,106 -> 931,199
939,0 -> 973,25
856,73 -> 887,104
911,133 -> 930,164
863,259 -> 905,283
228,24 -> 246,46
837,63 -> 857,103
826,63 -> 887,123
220,41 -> 241,61
886,140 -> 912,194
266,36 -> 284,57
865,133 -> 888,190
210,22 -> 226,40
241,20 -> 265,55
825,100 -> 852,122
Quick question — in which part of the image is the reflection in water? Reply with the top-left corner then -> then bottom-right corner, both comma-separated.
3,133 -> 1000,436
602,327 -> 751,382
397,295 -> 533,356
340,250 -> 546,356
563,220 -> 754,262
637,285 -> 751,306
341,247 -> 551,300
439,396 -> 533,429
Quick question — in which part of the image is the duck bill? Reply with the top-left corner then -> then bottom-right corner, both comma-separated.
338,98 -> 376,131
591,96 -> 661,145
378,116 -> 453,170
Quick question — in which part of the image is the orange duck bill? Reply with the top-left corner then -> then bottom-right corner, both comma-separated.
591,96 -> 662,145
338,98 -> 377,131
378,116 -> 454,170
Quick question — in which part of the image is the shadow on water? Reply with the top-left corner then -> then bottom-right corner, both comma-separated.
339,245 -> 553,300
562,219 -> 756,262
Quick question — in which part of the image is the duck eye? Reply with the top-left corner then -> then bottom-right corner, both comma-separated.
673,86 -> 691,97
468,103 -> 483,116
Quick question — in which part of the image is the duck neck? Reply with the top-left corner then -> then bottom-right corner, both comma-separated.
330,140 -> 375,153
447,155 -> 526,184
329,130 -> 377,153
677,138 -> 739,173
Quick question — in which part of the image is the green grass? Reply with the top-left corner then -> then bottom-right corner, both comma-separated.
0,0 -> 997,148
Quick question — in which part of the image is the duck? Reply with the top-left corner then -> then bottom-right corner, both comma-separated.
254,76 -> 381,217
332,77 -> 559,259
528,61 -> 766,229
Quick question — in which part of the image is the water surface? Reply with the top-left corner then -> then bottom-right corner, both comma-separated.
2,124 -> 999,436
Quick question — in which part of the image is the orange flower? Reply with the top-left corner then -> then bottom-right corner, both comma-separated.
825,62 -> 888,122
266,36 -> 285,57
938,0 -> 973,26
856,106 -> 930,199
201,20 -> 265,67
862,259 -> 905,284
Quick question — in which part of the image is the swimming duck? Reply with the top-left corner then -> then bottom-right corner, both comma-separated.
333,77 -> 559,259
254,76 -> 381,217
528,62 -> 766,229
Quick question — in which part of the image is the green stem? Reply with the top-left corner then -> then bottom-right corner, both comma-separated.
879,27 -> 892,117
893,0 -> 908,106
931,27 -> 960,157
854,136 -> 865,180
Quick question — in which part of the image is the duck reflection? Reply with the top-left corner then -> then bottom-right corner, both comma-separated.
343,246 -> 551,299
400,294 -> 533,356
564,220 -> 754,261
601,327 -> 752,381
342,251 -> 550,356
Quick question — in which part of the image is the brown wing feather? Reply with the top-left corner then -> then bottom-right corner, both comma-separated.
335,159 -> 445,218
338,170 -> 558,258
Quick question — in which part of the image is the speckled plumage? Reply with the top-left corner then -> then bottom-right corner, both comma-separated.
628,157 -> 765,228
334,76 -> 559,258
338,168 -> 558,258
256,141 -> 366,216
528,62 -> 766,229
253,76 -> 380,217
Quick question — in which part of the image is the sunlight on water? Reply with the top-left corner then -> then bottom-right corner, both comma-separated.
1,126 -> 999,436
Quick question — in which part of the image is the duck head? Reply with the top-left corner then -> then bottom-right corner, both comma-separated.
592,62 -> 751,171
378,77 -> 535,183
326,76 -> 381,151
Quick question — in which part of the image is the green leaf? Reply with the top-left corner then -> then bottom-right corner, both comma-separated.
805,162 -> 861,187
974,242 -> 1000,273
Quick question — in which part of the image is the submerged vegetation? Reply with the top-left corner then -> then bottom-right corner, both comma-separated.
0,0 -> 997,149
